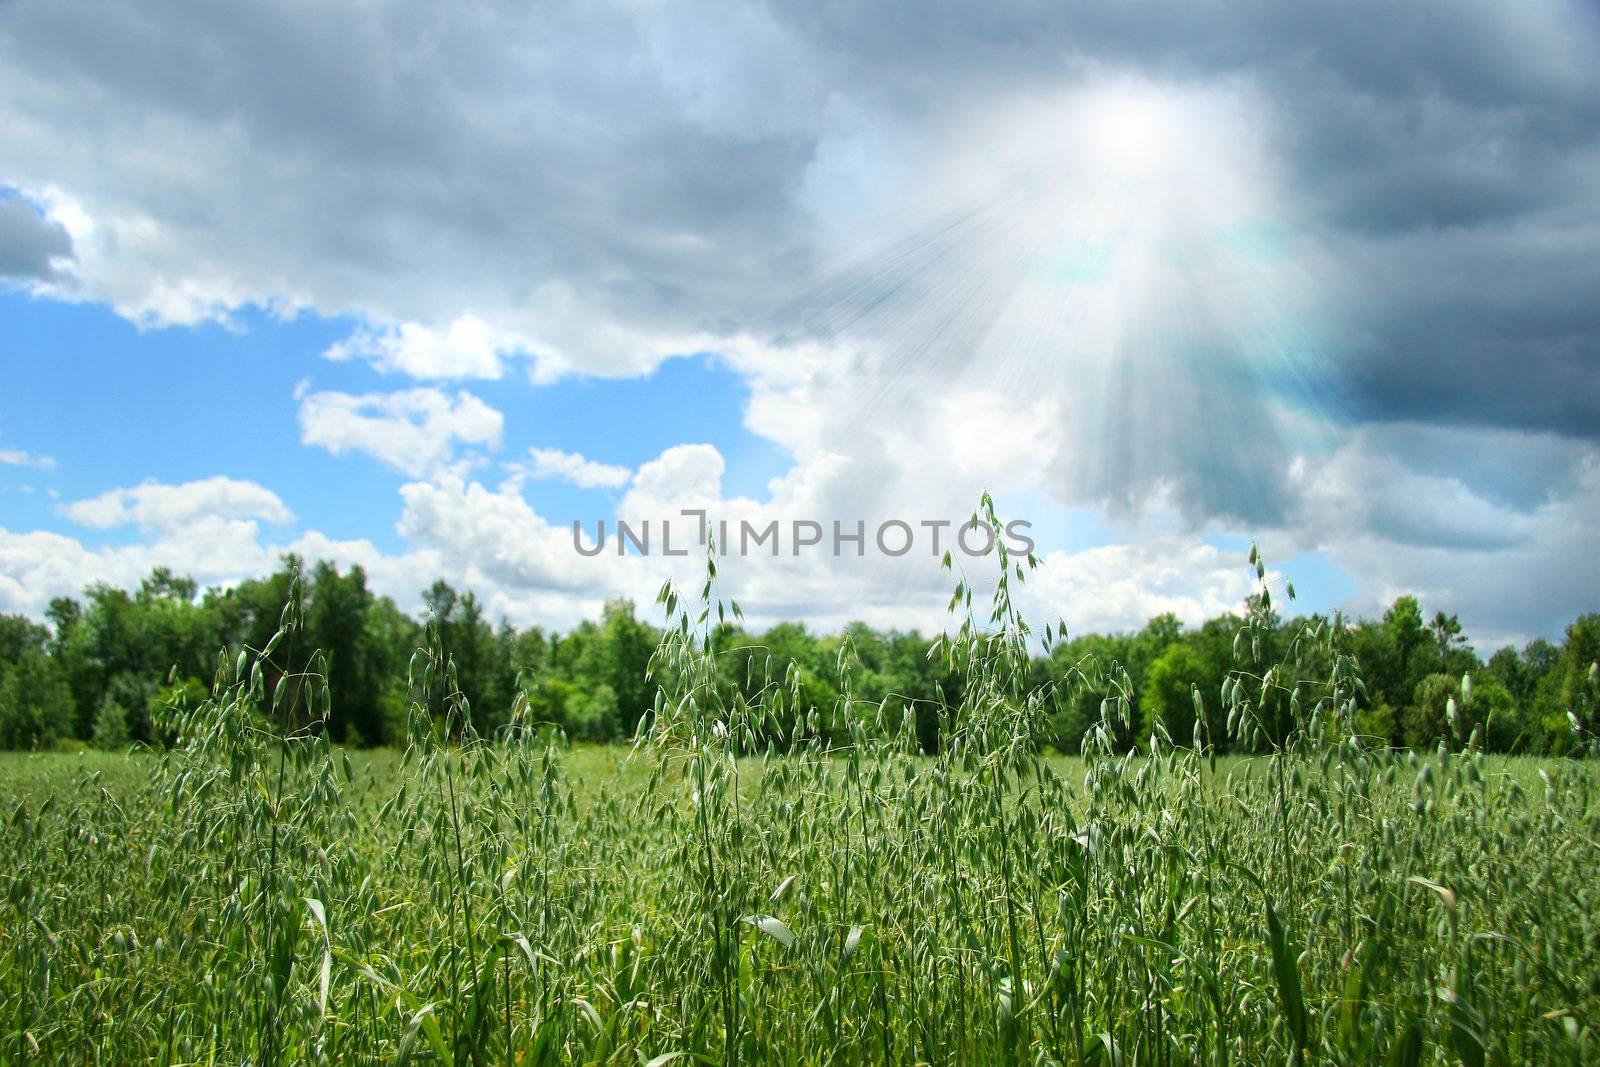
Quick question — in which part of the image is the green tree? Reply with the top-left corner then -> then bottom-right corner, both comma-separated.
1354,703 -> 1398,748
1403,673 -> 1459,749
0,615 -> 75,748
1141,643 -> 1217,748
1385,597 -> 1427,669
1558,614 -> 1600,736
1045,632 -> 1134,753
305,561 -> 387,744
593,599 -> 657,737
91,693 -> 131,750
1429,610 -> 1468,668
1401,672 -> 1518,750
568,682 -> 621,742
1468,678 -> 1523,752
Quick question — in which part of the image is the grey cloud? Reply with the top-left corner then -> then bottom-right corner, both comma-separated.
0,192 -> 71,281
3,1 -> 1595,399
0,0 -> 824,351
1311,454 -> 1600,649
1360,424 -> 1587,514
1327,218 -> 1600,440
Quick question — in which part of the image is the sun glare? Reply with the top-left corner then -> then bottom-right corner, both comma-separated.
802,75 -> 1332,522
1071,83 -> 1186,183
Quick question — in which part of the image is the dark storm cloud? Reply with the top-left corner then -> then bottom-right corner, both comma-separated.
1326,219 -> 1600,442
0,0 -> 822,353
759,0 -> 1600,445
0,192 -> 72,281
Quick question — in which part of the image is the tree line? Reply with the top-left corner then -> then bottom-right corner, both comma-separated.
0,557 -> 1594,753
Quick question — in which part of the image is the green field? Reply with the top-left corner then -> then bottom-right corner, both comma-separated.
4,737 -> 1598,1065
3,551 -> 1599,1066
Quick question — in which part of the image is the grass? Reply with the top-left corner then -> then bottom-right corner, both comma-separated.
1,523 -> 1597,1064
3,745 -> 1596,1065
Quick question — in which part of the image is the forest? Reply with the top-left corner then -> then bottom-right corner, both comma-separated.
2,556 -> 1594,754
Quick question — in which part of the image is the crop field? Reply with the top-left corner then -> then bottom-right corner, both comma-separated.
2,549 -> 1598,1066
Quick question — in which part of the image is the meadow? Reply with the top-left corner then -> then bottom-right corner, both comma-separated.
2,531 -> 1598,1065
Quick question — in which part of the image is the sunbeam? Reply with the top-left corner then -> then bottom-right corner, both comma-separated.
783,75 -> 1340,527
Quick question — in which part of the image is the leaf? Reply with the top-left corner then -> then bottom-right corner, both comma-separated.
572,996 -> 604,1034
769,874 -> 799,904
1263,892 -> 1309,1054
842,924 -> 864,961
742,914 -> 797,950
507,932 -> 539,973
1228,863 -> 1307,1055
1083,1032 -> 1123,1067
1337,951 -> 1367,1056
1384,1018 -> 1424,1067
644,1054 -> 687,1067
269,909 -> 300,1000
303,897 -> 332,1016
1408,876 -> 1457,917
461,940 -> 504,1054
396,1002 -> 450,1067
1438,986 -> 1485,1067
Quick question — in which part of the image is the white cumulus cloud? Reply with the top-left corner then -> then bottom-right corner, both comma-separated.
510,448 -> 632,490
323,314 -> 514,380
298,388 -> 503,477
61,476 -> 293,533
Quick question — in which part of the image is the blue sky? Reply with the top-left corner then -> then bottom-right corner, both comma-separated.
1,290 -> 789,552
1,0 -> 1596,646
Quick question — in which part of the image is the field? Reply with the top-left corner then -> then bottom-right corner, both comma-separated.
2,557 -> 1598,1065
4,743 -> 1600,1064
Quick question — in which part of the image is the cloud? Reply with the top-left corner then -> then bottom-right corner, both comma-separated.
3,472 -> 627,625
1276,428 -> 1600,649
298,387 -> 503,476
623,444 -> 730,515
1026,540 -> 1259,636
385,445 -> 1207,637
0,519 -> 421,620
2,501 -> 301,617
6,432 -> 1589,648
0,529 -> 106,613
3,0 -> 1598,639
397,474 -> 633,604
509,448 -> 632,490
61,476 -> 293,532
323,315 -> 512,380
4,0 -> 1595,449
0,0 -> 823,374
0,189 -> 72,282
0,448 -> 56,470
2,484 -> 596,626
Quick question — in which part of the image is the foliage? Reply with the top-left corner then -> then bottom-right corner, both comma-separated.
0,558 -> 1595,756
90,693 -> 130,751
0,615 -> 72,749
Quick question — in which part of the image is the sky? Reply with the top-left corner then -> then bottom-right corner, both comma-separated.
1,0 -> 1597,650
